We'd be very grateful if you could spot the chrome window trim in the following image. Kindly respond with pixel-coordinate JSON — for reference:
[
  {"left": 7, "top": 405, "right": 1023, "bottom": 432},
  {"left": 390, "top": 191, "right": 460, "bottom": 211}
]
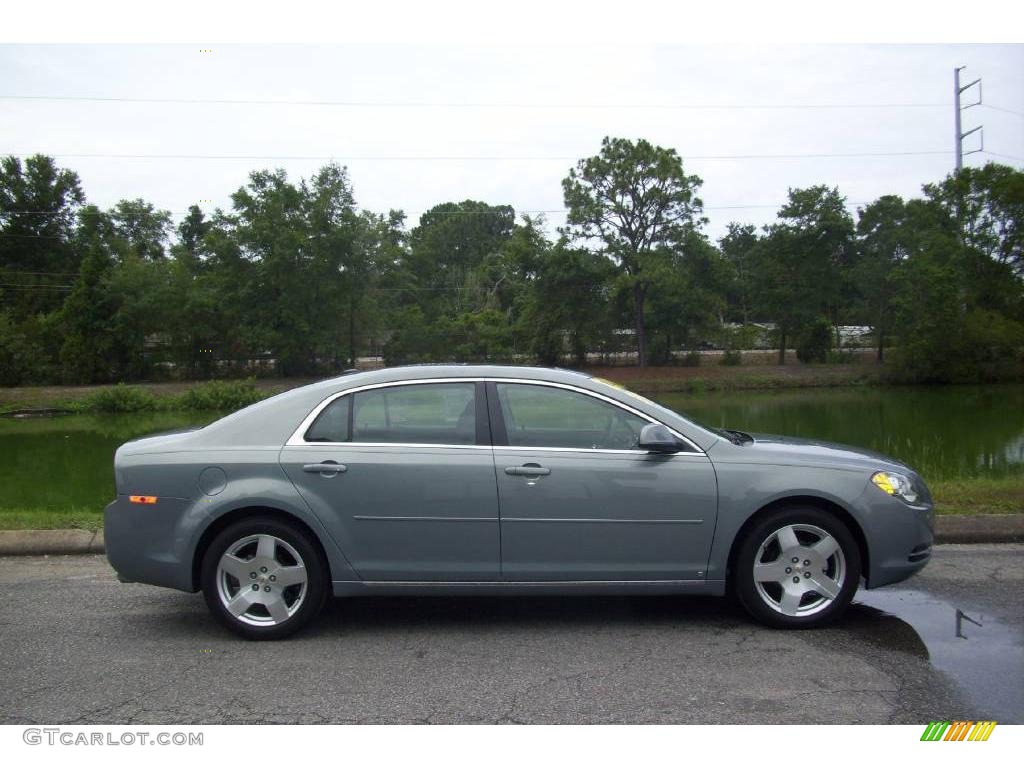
[{"left": 284, "top": 377, "right": 705, "bottom": 455}]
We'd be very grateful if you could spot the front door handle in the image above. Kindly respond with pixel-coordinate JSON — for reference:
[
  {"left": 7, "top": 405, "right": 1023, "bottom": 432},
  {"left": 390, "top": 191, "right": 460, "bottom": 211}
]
[
  {"left": 504, "top": 465, "right": 551, "bottom": 477},
  {"left": 303, "top": 462, "right": 348, "bottom": 476}
]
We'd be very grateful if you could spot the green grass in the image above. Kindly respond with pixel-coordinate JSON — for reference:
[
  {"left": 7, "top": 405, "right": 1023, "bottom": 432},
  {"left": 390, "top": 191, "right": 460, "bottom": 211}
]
[
  {"left": 930, "top": 476, "right": 1024, "bottom": 516},
  {"left": 0, "top": 379, "right": 272, "bottom": 415},
  {"left": 625, "top": 370, "right": 883, "bottom": 394},
  {"left": 0, "top": 507, "right": 104, "bottom": 531},
  {"left": 1, "top": 476, "right": 1019, "bottom": 532}
]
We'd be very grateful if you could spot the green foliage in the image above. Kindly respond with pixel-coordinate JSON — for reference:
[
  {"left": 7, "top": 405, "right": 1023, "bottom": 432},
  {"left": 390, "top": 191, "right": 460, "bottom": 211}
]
[
  {"left": 849, "top": 194, "right": 912, "bottom": 361},
  {"left": 562, "top": 137, "right": 706, "bottom": 366},
  {"left": 175, "top": 379, "right": 264, "bottom": 411},
  {"left": 520, "top": 241, "right": 613, "bottom": 365},
  {"left": 825, "top": 349, "right": 856, "bottom": 364},
  {"left": 681, "top": 350, "right": 702, "bottom": 367},
  {"left": 0, "top": 311, "right": 52, "bottom": 385},
  {"left": 719, "top": 223, "right": 759, "bottom": 324},
  {"left": 1, "top": 152, "right": 1021, "bottom": 389},
  {"left": 751, "top": 186, "right": 855, "bottom": 363},
  {"left": 924, "top": 163, "right": 1024, "bottom": 278},
  {"left": 382, "top": 306, "right": 447, "bottom": 365},
  {"left": 796, "top": 318, "right": 834, "bottom": 364},
  {"left": 74, "top": 380, "right": 269, "bottom": 414},
  {"left": 890, "top": 302, "right": 1024, "bottom": 383},
  {"left": 883, "top": 168, "right": 1024, "bottom": 383},
  {"left": 0, "top": 154, "right": 85, "bottom": 318},
  {"left": 83, "top": 384, "right": 160, "bottom": 413},
  {"left": 720, "top": 349, "right": 742, "bottom": 366}
]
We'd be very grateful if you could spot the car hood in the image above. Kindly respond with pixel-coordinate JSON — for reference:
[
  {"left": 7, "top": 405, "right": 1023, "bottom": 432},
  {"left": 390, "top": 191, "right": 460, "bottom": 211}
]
[{"left": 733, "top": 432, "right": 913, "bottom": 473}]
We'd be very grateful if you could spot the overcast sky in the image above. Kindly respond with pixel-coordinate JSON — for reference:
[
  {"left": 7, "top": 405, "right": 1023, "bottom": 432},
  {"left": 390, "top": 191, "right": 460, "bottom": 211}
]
[{"left": 1, "top": 44, "right": 1021, "bottom": 240}]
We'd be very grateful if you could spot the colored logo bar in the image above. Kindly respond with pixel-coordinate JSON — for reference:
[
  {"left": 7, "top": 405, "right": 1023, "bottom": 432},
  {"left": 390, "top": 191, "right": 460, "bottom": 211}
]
[{"left": 920, "top": 721, "right": 997, "bottom": 741}]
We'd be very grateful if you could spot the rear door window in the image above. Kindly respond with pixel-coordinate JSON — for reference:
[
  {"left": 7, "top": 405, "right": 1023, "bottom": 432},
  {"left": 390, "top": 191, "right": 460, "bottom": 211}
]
[{"left": 350, "top": 382, "right": 478, "bottom": 445}]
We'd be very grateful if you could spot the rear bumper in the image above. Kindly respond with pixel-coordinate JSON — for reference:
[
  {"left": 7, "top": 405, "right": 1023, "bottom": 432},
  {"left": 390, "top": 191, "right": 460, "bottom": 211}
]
[{"left": 104, "top": 495, "right": 196, "bottom": 592}]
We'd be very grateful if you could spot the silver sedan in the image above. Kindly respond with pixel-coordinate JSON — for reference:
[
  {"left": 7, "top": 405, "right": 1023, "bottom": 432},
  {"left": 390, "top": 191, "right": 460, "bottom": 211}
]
[{"left": 105, "top": 365, "right": 934, "bottom": 639}]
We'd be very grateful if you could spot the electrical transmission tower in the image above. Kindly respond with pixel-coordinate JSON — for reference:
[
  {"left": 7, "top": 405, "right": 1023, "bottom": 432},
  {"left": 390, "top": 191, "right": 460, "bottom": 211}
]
[{"left": 954, "top": 66, "right": 983, "bottom": 171}]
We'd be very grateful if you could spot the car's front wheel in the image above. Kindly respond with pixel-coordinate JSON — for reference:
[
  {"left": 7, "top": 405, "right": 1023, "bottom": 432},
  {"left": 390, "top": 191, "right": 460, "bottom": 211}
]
[
  {"left": 201, "top": 516, "right": 328, "bottom": 640},
  {"left": 733, "top": 506, "right": 861, "bottom": 629}
]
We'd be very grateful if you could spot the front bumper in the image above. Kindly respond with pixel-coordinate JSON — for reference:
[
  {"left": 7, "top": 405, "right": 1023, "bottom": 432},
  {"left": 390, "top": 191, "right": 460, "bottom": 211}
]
[{"left": 855, "top": 484, "right": 935, "bottom": 589}]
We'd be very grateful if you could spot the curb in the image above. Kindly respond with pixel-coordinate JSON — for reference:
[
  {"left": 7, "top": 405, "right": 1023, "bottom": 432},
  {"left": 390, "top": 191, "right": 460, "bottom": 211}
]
[
  {"left": 0, "top": 529, "right": 105, "bottom": 556},
  {"left": 0, "top": 515, "right": 1021, "bottom": 556},
  {"left": 934, "top": 514, "right": 1024, "bottom": 544}
]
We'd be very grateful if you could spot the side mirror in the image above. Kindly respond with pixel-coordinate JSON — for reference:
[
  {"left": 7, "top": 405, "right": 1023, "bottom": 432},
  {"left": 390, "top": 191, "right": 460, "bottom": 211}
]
[{"left": 638, "top": 423, "right": 683, "bottom": 453}]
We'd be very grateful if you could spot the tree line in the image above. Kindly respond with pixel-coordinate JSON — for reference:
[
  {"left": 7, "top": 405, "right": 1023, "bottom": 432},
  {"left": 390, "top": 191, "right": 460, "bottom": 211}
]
[{"left": 1, "top": 139, "right": 1022, "bottom": 386}]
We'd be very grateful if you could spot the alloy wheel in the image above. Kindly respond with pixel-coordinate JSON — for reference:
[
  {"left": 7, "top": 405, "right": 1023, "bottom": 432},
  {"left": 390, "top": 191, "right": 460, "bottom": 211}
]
[
  {"left": 752, "top": 523, "right": 846, "bottom": 617},
  {"left": 216, "top": 534, "right": 308, "bottom": 627}
]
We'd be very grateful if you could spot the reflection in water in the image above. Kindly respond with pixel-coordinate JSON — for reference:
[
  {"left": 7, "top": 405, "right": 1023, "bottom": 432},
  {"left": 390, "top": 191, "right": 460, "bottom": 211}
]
[
  {"left": 849, "top": 588, "right": 1024, "bottom": 722},
  {"left": 656, "top": 384, "right": 1024, "bottom": 480},
  {"left": 0, "top": 411, "right": 223, "bottom": 511}
]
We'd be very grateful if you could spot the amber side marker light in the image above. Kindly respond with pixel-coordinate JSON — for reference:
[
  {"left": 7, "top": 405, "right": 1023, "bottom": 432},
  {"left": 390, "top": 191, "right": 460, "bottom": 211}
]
[{"left": 129, "top": 495, "right": 158, "bottom": 505}]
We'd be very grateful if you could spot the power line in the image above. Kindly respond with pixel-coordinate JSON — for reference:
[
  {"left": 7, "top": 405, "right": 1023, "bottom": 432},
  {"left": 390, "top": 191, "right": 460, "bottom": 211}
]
[
  {"left": 0, "top": 202, "right": 865, "bottom": 217},
  {"left": 0, "top": 269, "right": 78, "bottom": 275},
  {"left": 0, "top": 283, "right": 74, "bottom": 290},
  {"left": 0, "top": 200, "right": 879, "bottom": 230},
  {"left": 0, "top": 150, "right": 950, "bottom": 163},
  {"left": 0, "top": 94, "right": 951, "bottom": 110},
  {"left": 984, "top": 150, "right": 1024, "bottom": 163},
  {"left": 981, "top": 103, "right": 1024, "bottom": 119}
]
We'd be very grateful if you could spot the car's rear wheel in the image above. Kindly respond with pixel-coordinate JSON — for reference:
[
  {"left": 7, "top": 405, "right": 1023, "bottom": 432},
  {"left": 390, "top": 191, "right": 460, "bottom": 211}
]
[
  {"left": 733, "top": 506, "right": 861, "bottom": 629},
  {"left": 201, "top": 516, "right": 328, "bottom": 640}
]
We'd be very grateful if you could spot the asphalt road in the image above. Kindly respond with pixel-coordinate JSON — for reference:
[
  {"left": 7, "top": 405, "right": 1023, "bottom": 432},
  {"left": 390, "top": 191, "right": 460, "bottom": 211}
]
[{"left": 1, "top": 544, "right": 1021, "bottom": 725}]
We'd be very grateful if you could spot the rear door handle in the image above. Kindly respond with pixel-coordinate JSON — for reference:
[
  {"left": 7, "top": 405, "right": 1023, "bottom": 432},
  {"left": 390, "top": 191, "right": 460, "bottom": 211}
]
[
  {"left": 303, "top": 462, "right": 348, "bottom": 476},
  {"left": 504, "top": 465, "right": 551, "bottom": 477}
]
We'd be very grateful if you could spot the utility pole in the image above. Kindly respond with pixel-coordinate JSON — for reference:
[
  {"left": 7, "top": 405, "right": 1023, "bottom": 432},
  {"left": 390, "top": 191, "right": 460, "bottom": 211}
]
[{"left": 954, "top": 66, "right": 983, "bottom": 171}]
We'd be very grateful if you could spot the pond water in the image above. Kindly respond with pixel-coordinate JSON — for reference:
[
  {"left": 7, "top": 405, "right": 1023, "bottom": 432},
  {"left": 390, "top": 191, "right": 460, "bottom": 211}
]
[
  {"left": 657, "top": 385, "right": 1024, "bottom": 481},
  {"left": 1, "top": 385, "right": 1021, "bottom": 513}
]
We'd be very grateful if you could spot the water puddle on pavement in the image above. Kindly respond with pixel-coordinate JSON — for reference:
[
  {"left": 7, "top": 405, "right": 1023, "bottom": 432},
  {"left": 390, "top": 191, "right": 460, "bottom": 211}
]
[{"left": 848, "top": 588, "right": 1024, "bottom": 722}]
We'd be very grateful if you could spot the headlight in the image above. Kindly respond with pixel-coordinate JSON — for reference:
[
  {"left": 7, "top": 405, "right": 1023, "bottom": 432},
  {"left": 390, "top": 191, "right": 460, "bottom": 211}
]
[{"left": 871, "top": 470, "right": 920, "bottom": 505}]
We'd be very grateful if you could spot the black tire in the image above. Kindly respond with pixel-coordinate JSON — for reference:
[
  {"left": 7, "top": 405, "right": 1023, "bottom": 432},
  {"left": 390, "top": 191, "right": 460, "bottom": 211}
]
[
  {"left": 201, "top": 515, "right": 328, "bottom": 640},
  {"left": 733, "top": 506, "right": 861, "bottom": 629}
]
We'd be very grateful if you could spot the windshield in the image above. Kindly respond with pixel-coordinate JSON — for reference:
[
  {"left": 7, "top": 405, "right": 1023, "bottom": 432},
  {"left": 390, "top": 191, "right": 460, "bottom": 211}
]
[
  {"left": 589, "top": 377, "right": 713, "bottom": 431},
  {"left": 589, "top": 376, "right": 751, "bottom": 445}
]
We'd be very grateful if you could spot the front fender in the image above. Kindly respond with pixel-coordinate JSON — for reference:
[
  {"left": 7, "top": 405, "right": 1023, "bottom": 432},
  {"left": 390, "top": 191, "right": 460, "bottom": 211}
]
[{"left": 705, "top": 461, "right": 869, "bottom": 582}]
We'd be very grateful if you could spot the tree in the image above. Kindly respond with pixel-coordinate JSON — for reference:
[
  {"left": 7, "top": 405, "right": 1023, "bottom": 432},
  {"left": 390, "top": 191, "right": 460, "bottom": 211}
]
[
  {"left": 924, "top": 163, "right": 1024, "bottom": 278},
  {"left": 752, "top": 186, "right": 855, "bottom": 363},
  {"left": 406, "top": 200, "right": 515, "bottom": 318},
  {"left": 852, "top": 195, "right": 913, "bottom": 361},
  {"left": 521, "top": 239, "right": 613, "bottom": 365},
  {"left": 719, "top": 223, "right": 759, "bottom": 325},
  {"left": 223, "top": 166, "right": 347, "bottom": 375},
  {"left": 645, "top": 232, "right": 731, "bottom": 362},
  {"left": 305, "top": 164, "right": 361, "bottom": 367},
  {"left": 176, "top": 205, "right": 211, "bottom": 266},
  {"left": 58, "top": 206, "right": 118, "bottom": 382},
  {"left": 562, "top": 137, "right": 705, "bottom": 366},
  {"left": 0, "top": 154, "right": 85, "bottom": 317},
  {"left": 108, "top": 199, "right": 173, "bottom": 261},
  {"left": 887, "top": 167, "right": 1024, "bottom": 382}
]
